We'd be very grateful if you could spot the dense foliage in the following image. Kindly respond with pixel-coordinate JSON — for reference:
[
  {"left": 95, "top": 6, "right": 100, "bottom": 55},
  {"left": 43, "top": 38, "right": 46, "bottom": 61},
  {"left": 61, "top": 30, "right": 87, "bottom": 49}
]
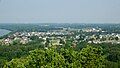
[
  {"left": 4, "top": 46, "right": 105, "bottom": 68},
  {"left": 0, "top": 39, "right": 44, "bottom": 67}
]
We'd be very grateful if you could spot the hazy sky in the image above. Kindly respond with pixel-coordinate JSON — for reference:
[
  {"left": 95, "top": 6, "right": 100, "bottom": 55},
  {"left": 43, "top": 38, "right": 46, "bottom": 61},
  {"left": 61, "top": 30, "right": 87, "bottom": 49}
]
[{"left": 0, "top": 0, "right": 120, "bottom": 23}]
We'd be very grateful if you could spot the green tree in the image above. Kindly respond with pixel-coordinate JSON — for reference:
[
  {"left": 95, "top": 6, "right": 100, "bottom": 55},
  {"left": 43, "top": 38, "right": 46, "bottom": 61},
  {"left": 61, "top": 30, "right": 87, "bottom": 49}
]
[
  {"left": 59, "top": 39, "right": 65, "bottom": 44},
  {"left": 115, "top": 37, "right": 119, "bottom": 41},
  {"left": 4, "top": 58, "right": 27, "bottom": 68},
  {"left": 30, "top": 36, "right": 39, "bottom": 40},
  {"left": 78, "top": 45, "right": 105, "bottom": 68},
  {"left": 4, "top": 46, "right": 105, "bottom": 68},
  {"left": 45, "top": 38, "right": 50, "bottom": 47},
  {"left": 12, "top": 39, "right": 20, "bottom": 45},
  {"left": 59, "top": 48, "right": 82, "bottom": 68},
  {"left": 4, "top": 48, "right": 65, "bottom": 68}
]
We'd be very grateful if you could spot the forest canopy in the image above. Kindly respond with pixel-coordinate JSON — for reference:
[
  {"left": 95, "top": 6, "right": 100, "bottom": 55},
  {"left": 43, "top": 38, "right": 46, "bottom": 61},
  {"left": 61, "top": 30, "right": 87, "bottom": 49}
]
[{"left": 4, "top": 46, "right": 105, "bottom": 68}]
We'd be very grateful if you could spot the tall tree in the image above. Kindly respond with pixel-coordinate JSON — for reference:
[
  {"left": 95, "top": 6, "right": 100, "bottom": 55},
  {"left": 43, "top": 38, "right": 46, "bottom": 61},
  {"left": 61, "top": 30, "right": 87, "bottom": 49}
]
[{"left": 78, "top": 45, "right": 105, "bottom": 68}]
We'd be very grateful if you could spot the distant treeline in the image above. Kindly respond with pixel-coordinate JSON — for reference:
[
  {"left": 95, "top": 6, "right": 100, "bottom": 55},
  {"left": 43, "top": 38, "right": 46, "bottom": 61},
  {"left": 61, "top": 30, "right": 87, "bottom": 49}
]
[{"left": 0, "top": 23, "right": 120, "bottom": 33}]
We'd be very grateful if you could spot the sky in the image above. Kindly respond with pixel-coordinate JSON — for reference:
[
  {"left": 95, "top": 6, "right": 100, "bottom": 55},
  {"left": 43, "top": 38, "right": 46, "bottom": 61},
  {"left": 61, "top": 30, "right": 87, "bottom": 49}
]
[{"left": 0, "top": 0, "right": 120, "bottom": 23}]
